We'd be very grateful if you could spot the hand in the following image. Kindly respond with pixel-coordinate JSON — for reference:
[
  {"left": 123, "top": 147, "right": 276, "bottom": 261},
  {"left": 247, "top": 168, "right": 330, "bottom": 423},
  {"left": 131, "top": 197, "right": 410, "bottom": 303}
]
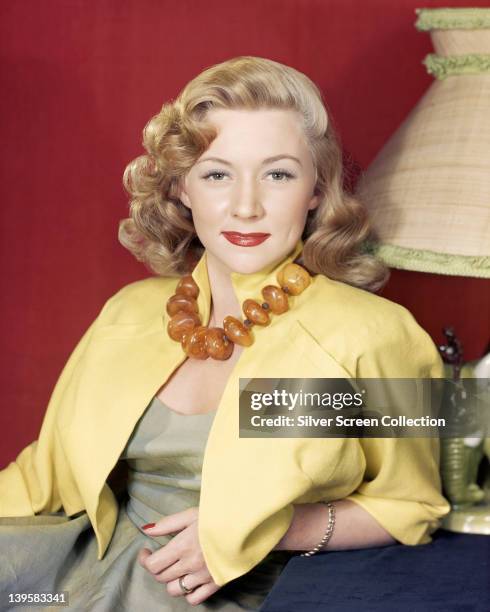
[{"left": 137, "top": 506, "right": 221, "bottom": 605}]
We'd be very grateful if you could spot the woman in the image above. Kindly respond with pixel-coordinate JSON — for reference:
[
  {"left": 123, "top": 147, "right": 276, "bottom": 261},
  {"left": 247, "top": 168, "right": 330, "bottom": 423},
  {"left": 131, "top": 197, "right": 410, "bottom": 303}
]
[{"left": 0, "top": 56, "right": 450, "bottom": 610}]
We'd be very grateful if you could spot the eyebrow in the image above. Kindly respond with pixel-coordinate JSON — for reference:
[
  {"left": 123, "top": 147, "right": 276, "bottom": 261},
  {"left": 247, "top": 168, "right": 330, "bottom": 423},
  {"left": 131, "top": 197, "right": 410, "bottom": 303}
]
[{"left": 196, "top": 155, "right": 303, "bottom": 167}]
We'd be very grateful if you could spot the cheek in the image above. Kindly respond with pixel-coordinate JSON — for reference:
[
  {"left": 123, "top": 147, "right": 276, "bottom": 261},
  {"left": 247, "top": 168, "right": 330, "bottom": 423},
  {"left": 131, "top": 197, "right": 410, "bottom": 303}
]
[
  {"left": 188, "top": 200, "right": 226, "bottom": 242},
  {"left": 266, "top": 185, "right": 313, "bottom": 217},
  {"left": 185, "top": 185, "right": 221, "bottom": 218}
]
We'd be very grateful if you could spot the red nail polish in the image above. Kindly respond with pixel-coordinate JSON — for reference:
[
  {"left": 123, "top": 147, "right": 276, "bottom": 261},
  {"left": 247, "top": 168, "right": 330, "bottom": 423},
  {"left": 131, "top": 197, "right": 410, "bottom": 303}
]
[{"left": 142, "top": 523, "right": 156, "bottom": 530}]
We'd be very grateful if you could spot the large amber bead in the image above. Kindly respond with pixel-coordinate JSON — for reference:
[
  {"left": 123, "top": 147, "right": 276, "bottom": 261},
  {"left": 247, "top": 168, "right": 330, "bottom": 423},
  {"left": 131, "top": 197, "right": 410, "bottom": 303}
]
[
  {"left": 167, "top": 311, "right": 200, "bottom": 342},
  {"left": 205, "top": 327, "right": 234, "bottom": 360},
  {"left": 243, "top": 299, "right": 270, "bottom": 325},
  {"left": 277, "top": 263, "right": 311, "bottom": 296},
  {"left": 262, "top": 285, "right": 289, "bottom": 314},
  {"left": 223, "top": 316, "right": 254, "bottom": 347},
  {"left": 166, "top": 294, "right": 199, "bottom": 316},
  {"left": 175, "top": 275, "right": 199, "bottom": 299},
  {"left": 182, "top": 326, "right": 208, "bottom": 359}
]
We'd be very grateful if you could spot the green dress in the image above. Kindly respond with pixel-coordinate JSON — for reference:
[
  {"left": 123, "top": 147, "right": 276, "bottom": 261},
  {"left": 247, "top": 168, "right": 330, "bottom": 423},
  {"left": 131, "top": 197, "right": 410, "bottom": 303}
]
[{"left": 0, "top": 396, "right": 293, "bottom": 611}]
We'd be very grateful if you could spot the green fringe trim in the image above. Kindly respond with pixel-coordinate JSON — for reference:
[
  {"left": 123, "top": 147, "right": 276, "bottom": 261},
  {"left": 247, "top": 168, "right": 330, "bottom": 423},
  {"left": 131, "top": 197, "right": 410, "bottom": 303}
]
[
  {"left": 415, "top": 7, "right": 490, "bottom": 31},
  {"left": 363, "top": 241, "right": 490, "bottom": 278},
  {"left": 422, "top": 53, "right": 490, "bottom": 79}
]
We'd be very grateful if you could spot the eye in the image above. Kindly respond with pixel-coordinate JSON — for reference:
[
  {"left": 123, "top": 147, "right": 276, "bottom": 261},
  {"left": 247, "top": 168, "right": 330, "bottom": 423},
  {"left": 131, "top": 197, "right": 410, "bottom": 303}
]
[
  {"left": 202, "top": 171, "right": 229, "bottom": 181},
  {"left": 267, "top": 169, "right": 296, "bottom": 181}
]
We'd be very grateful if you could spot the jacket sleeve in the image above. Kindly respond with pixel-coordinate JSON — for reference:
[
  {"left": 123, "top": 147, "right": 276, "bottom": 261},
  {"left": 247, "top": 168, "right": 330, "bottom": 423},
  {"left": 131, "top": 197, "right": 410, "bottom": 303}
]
[
  {"left": 0, "top": 315, "right": 101, "bottom": 517},
  {"left": 344, "top": 308, "right": 451, "bottom": 545}
]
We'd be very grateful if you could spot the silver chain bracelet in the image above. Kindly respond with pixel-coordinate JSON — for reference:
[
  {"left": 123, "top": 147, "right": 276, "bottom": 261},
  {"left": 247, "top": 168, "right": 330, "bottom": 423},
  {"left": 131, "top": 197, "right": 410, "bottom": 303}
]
[{"left": 300, "top": 501, "right": 336, "bottom": 557}]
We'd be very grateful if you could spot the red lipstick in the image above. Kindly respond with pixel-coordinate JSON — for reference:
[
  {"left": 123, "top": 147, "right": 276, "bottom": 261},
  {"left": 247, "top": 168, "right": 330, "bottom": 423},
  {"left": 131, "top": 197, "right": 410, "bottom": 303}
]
[{"left": 221, "top": 232, "right": 271, "bottom": 247}]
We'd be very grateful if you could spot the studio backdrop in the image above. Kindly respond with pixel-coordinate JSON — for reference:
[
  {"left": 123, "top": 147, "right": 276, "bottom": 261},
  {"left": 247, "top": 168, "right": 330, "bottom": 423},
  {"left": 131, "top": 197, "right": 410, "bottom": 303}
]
[{"left": 1, "top": 0, "right": 489, "bottom": 467}]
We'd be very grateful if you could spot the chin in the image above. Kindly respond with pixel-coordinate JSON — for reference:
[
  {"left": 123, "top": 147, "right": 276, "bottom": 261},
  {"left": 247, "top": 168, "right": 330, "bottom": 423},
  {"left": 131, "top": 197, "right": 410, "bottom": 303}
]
[
  {"left": 229, "top": 261, "right": 267, "bottom": 274},
  {"left": 221, "top": 251, "right": 280, "bottom": 275},
  {"left": 208, "top": 238, "right": 290, "bottom": 275}
]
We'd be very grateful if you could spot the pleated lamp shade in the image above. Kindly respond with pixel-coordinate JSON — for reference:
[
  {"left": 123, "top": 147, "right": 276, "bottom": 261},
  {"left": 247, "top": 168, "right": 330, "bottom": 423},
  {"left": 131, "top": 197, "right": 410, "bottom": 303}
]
[{"left": 356, "top": 7, "right": 490, "bottom": 278}]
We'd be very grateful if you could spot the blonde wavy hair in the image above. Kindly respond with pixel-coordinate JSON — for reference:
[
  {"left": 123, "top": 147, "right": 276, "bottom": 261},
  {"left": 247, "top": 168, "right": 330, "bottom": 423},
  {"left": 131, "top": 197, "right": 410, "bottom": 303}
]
[{"left": 119, "top": 56, "right": 389, "bottom": 292}]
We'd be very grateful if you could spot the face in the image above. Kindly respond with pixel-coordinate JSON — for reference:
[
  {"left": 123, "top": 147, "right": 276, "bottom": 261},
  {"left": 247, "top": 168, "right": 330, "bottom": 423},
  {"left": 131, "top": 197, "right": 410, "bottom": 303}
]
[{"left": 179, "top": 108, "right": 319, "bottom": 275}]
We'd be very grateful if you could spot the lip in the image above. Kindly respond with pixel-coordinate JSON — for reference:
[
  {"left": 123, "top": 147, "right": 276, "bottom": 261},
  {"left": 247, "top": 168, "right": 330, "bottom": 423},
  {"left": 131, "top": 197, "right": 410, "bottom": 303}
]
[{"left": 221, "top": 231, "right": 271, "bottom": 247}]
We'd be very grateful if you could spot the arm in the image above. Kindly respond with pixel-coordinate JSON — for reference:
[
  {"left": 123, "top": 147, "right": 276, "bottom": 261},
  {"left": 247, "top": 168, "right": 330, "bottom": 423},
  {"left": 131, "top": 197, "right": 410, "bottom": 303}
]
[
  {"left": 274, "top": 498, "right": 396, "bottom": 552},
  {"left": 339, "top": 311, "right": 451, "bottom": 547},
  {"left": 276, "top": 307, "right": 450, "bottom": 553}
]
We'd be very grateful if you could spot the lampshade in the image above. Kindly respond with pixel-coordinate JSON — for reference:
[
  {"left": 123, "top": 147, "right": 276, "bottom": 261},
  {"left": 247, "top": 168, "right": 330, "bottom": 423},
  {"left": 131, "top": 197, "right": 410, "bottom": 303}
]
[{"left": 356, "top": 7, "right": 490, "bottom": 278}]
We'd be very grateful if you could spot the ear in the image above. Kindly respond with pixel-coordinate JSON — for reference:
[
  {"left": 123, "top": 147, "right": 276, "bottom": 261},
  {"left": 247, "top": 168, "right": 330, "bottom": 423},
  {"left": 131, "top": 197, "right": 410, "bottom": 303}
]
[
  {"left": 176, "top": 178, "right": 192, "bottom": 210},
  {"left": 307, "top": 192, "right": 320, "bottom": 212}
]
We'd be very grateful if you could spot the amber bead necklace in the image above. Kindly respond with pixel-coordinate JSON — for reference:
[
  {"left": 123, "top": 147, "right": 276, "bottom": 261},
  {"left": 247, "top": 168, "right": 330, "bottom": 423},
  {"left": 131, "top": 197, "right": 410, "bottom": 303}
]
[{"left": 166, "top": 262, "right": 312, "bottom": 360}]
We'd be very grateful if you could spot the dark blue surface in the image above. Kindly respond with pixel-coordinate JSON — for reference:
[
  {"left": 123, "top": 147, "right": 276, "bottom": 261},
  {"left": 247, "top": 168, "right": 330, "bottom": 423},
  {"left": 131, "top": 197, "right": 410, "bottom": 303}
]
[{"left": 260, "top": 529, "right": 489, "bottom": 612}]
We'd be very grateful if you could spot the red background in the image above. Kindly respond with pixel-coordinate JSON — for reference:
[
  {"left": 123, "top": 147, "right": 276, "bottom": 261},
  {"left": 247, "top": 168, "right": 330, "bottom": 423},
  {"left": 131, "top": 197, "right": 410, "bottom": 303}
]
[{"left": 1, "top": 0, "right": 489, "bottom": 467}]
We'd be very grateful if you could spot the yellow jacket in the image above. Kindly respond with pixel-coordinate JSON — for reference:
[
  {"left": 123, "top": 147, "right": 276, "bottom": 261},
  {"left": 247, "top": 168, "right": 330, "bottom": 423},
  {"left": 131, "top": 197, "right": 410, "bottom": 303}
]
[{"left": 0, "top": 239, "right": 450, "bottom": 586}]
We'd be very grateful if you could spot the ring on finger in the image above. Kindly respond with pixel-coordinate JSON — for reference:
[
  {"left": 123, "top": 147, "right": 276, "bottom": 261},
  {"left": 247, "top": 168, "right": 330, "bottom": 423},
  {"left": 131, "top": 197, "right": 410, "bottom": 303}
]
[{"left": 179, "top": 574, "right": 195, "bottom": 594}]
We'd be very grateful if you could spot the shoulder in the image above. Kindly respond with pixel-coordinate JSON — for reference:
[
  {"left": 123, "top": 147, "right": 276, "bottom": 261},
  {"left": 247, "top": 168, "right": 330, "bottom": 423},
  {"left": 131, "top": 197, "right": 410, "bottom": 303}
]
[
  {"left": 297, "top": 274, "right": 442, "bottom": 376},
  {"left": 96, "top": 275, "right": 177, "bottom": 326},
  {"left": 303, "top": 273, "right": 423, "bottom": 343}
]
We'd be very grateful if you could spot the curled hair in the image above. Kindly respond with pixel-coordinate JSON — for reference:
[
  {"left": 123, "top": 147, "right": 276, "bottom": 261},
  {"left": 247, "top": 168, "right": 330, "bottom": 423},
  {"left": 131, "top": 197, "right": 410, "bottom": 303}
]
[{"left": 119, "top": 56, "right": 389, "bottom": 291}]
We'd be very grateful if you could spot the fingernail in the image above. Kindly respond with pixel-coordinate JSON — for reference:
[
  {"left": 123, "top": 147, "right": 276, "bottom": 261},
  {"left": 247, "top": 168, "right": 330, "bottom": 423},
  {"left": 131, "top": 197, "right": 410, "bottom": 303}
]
[{"left": 142, "top": 523, "right": 156, "bottom": 530}]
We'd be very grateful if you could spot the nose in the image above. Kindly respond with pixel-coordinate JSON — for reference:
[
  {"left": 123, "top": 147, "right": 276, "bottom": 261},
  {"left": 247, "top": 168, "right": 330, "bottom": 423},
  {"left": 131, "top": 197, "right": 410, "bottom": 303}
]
[{"left": 230, "top": 178, "right": 265, "bottom": 220}]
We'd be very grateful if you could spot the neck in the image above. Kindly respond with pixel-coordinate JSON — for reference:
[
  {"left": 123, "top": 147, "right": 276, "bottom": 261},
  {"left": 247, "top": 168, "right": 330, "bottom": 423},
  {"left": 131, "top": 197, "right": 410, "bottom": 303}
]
[{"left": 205, "top": 250, "right": 243, "bottom": 326}]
